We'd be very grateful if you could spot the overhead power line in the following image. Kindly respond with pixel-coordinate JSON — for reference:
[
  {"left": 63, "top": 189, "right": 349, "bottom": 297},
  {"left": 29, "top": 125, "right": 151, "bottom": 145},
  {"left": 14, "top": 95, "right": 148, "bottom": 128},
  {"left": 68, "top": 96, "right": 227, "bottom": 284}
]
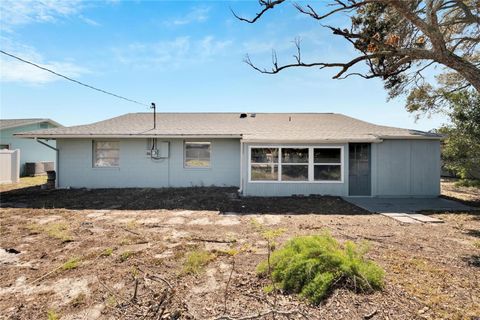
[{"left": 0, "top": 49, "right": 149, "bottom": 107}]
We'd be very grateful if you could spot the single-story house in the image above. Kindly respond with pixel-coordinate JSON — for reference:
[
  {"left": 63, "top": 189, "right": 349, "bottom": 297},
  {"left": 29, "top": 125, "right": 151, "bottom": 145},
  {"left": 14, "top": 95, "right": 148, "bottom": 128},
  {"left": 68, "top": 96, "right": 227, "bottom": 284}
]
[
  {"left": 15, "top": 113, "right": 442, "bottom": 197},
  {"left": 1, "top": 118, "right": 62, "bottom": 176}
]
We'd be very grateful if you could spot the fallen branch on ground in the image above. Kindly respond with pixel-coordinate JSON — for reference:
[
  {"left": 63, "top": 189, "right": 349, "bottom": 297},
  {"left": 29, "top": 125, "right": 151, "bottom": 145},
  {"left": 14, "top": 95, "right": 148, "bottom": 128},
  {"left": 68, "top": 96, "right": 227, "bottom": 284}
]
[
  {"left": 189, "top": 237, "right": 236, "bottom": 243},
  {"left": 213, "top": 308, "right": 309, "bottom": 320}
]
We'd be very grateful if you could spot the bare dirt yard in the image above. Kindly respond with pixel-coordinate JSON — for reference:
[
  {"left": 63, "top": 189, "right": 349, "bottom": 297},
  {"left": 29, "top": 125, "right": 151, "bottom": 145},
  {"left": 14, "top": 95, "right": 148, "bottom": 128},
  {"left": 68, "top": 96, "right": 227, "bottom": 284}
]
[
  {"left": 441, "top": 178, "right": 480, "bottom": 207},
  {"left": 0, "top": 179, "right": 479, "bottom": 320}
]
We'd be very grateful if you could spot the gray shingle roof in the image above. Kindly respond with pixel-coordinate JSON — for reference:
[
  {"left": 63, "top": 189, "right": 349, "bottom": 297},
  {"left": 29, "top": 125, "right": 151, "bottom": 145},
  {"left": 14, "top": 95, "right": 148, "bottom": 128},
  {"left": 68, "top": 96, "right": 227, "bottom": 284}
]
[
  {"left": 14, "top": 113, "right": 441, "bottom": 142},
  {"left": 1, "top": 118, "right": 62, "bottom": 130}
]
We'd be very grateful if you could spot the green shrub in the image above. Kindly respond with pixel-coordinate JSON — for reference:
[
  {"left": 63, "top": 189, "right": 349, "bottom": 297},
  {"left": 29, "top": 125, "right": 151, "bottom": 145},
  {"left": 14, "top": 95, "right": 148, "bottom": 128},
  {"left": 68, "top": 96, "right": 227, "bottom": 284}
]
[
  {"left": 455, "top": 179, "right": 480, "bottom": 188},
  {"left": 182, "top": 250, "right": 215, "bottom": 275},
  {"left": 257, "top": 233, "right": 384, "bottom": 304}
]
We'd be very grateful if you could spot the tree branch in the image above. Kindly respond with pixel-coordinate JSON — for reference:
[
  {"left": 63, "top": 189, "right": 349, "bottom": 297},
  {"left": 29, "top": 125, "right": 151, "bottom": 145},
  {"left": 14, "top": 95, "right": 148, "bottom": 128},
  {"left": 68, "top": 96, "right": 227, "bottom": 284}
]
[
  {"left": 293, "top": 1, "right": 373, "bottom": 20},
  {"left": 231, "top": 0, "right": 285, "bottom": 24}
]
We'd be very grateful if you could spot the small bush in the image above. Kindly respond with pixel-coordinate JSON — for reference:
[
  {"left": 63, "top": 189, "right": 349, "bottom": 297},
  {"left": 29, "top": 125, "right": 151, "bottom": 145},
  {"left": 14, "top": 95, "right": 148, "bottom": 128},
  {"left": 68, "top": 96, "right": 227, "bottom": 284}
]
[
  {"left": 62, "top": 257, "right": 80, "bottom": 270},
  {"left": 455, "top": 179, "right": 480, "bottom": 188},
  {"left": 182, "top": 250, "right": 215, "bottom": 275},
  {"left": 257, "top": 233, "right": 384, "bottom": 304}
]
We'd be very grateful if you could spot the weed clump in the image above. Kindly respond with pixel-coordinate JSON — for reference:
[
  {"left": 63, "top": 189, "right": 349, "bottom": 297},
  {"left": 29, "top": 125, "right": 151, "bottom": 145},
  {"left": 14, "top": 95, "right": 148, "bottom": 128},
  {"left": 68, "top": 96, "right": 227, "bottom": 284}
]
[
  {"left": 257, "top": 233, "right": 384, "bottom": 304},
  {"left": 182, "top": 250, "right": 215, "bottom": 275},
  {"left": 62, "top": 257, "right": 80, "bottom": 270},
  {"left": 101, "top": 248, "right": 114, "bottom": 257},
  {"left": 119, "top": 251, "right": 134, "bottom": 262},
  {"left": 47, "top": 309, "right": 59, "bottom": 320}
]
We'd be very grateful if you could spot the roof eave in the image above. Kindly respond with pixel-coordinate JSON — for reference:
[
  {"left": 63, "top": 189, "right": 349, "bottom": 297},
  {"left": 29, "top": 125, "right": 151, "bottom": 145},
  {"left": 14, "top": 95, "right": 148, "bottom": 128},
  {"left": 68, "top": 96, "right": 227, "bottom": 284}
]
[
  {"left": 240, "top": 138, "right": 383, "bottom": 143},
  {"left": 14, "top": 133, "right": 243, "bottom": 139},
  {"left": 1, "top": 119, "right": 63, "bottom": 130},
  {"left": 379, "top": 135, "right": 444, "bottom": 140}
]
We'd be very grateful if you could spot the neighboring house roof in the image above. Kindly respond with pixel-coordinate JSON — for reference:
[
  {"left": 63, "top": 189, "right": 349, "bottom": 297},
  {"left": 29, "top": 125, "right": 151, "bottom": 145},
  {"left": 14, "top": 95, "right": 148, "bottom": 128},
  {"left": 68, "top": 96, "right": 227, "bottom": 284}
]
[
  {"left": 0, "top": 118, "right": 62, "bottom": 130},
  {"left": 14, "top": 113, "right": 442, "bottom": 142}
]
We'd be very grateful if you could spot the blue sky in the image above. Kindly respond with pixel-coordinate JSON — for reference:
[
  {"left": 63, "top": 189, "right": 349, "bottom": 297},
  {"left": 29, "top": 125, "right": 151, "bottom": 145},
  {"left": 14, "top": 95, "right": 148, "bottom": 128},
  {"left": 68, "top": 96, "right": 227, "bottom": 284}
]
[{"left": 1, "top": 0, "right": 447, "bottom": 130}]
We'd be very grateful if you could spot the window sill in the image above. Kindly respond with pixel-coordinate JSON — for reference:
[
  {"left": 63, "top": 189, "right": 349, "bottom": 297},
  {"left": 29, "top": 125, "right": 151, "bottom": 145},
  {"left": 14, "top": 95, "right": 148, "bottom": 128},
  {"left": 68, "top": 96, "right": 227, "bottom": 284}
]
[
  {"left": 248, "top": 180, "right": 344, "bottom": 184},
  {"left": 184, "top": 167, "right": 212, "bottom": 170}
]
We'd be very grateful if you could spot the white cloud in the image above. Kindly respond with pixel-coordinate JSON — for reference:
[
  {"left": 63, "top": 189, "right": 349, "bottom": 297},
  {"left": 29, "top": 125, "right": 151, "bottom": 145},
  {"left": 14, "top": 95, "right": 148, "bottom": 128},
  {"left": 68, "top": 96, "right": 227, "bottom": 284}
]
[
  {"left": 0, "top": 39, "right": 89, "bottom": 84},
  {"left": 79, "top": 15, "right": 101, "bottom": 27},
  {"left": 167, "top": 6, "right": 210, "bottom": 26},
  {"left": 0, "top": 0, "right": 102, "bottom": 31},
  {"left": 112, "top": 35, "right": 233, "bottom": 69},
  {"left": 199, "top": 36, "right": 233, "bottom": 57},
  {"left": 0, "top": 0, "right": 81, "bottom": 29}
]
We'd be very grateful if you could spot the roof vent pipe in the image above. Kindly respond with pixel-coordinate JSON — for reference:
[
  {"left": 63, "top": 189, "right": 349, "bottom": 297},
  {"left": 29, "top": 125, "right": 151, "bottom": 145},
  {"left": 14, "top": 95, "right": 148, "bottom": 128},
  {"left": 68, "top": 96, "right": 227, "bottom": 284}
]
[
  {"left": 151, "top": 102, "right": 156, "bottom": 129},
  {"left": 240, "top": 113, "right": 247, "bottom": 118}
]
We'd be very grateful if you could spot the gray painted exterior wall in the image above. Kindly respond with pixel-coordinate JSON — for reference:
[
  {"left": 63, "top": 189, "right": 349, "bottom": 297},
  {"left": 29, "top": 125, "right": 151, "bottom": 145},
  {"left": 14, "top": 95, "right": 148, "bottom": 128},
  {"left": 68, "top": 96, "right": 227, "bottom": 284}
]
[
  {"left": 242, "top": 140, "right": 440, "bottom": 197},
  {"left": 55, "top": 138, "right": 440, "bottom": 197},
  {"left": 0, "top": 123, "right": 57, "bottom": 176},
  {"left": 371, "top": 140, "right": 441, "bottom": 197},
  {"left": 56, "top": 138, "right": 240, "bottom": 188}
]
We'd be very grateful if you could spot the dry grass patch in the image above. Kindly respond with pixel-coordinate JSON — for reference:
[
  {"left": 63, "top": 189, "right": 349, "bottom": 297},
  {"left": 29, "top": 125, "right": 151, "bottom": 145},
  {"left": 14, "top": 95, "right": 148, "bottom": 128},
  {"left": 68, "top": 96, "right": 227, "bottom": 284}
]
[
  {"left": 182, "top": 249, "right": 216, "bottom": 275},
  {"left": 387, "top": 253, "right": 477, "bottom": 319},
  {"left": 0, "top": 176, "right": 47, "bottom": 192},
  {"left": 27, "top": 221, "right": 73, "bottom": 242}
]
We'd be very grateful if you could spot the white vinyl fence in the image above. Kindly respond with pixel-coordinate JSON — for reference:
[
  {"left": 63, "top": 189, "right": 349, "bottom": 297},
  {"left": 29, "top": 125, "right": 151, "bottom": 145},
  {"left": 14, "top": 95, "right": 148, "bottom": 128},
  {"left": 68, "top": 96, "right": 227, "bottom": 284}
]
[{"left": 0, "top": 149, "right": 20, "bottom": 184}]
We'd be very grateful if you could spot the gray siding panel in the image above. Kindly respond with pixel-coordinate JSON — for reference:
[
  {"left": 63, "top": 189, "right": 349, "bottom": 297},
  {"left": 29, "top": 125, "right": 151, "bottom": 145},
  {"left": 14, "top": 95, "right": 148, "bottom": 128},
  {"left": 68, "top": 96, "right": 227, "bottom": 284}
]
[
  {"left": 57, "top": 138, "right": 240, "bottom": 188},
  {"left": 372, "top": 140, "right": 440, "bottom": 197}
]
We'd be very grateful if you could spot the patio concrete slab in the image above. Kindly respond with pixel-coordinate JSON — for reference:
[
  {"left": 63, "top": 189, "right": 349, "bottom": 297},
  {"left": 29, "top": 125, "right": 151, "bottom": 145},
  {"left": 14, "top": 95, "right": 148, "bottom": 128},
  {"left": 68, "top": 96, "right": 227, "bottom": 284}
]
[
  {"left": 343, "top": 197, "right": 472, "bottom": 214},
  {"left": 343, "top": 197, "right": 472, "bottom": 224},
  {"left": 381, "top": 214, "right": 422, "bottom": 224},
  {"left": 408, "top": 213, "right": 444, "bottom": 223}
]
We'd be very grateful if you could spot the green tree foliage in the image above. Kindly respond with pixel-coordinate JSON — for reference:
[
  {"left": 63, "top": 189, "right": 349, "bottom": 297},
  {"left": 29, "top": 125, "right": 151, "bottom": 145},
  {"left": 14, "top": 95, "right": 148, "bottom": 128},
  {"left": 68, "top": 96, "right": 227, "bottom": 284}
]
[
  {"left": 438, "top": 90, "right": 480, "bottom": 180},
  {"left": 257, "top": 234, "right": 384, "bottom": 304}
]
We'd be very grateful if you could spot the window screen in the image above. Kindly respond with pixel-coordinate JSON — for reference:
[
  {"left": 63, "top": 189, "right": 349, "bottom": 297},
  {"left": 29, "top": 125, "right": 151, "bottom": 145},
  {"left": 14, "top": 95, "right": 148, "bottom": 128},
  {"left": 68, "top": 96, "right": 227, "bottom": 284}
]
[
  {"left": 185, "top": 142, "right": 211, "bottom": 168},
  {"left": 93, "top": 141, "right": 119, "bottom": 167}
]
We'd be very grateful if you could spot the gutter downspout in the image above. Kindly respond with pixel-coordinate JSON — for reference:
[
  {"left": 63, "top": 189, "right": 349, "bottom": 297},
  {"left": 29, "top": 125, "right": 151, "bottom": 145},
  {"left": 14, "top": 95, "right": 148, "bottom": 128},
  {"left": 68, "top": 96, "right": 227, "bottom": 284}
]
[
  {"left": 35, "top": 138, "right": 59, "bottom": 188},
  {"left": 238, "top": 138, "right": 243, "bottom": 195}
]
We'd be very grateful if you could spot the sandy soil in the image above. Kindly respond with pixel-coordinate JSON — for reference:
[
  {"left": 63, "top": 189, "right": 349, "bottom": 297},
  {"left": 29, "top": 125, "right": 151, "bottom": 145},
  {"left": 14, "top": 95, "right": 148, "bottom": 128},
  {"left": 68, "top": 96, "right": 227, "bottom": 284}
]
[{"left": 1, "top": 186, "right": 479, "bottom": 320}]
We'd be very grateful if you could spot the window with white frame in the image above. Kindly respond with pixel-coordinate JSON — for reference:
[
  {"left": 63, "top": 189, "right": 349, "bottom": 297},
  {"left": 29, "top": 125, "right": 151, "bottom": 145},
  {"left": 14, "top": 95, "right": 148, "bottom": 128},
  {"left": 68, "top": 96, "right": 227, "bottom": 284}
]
[
  {"left": 249, "top": 147, "right": 343, "bottom": 182},
  {"left": 313, "top": 148, "right": 342, "bottom": 181},
  {"left": 281, "top": 148, "right": 309, "bottom": 181},
  {"left": 250, "top": 148, "right": 278, "bottom": 180},
  {"left": 93, "top": 141, "right": 119, "bottom": 167},
  {"left": 184, "top": 142, "right": 211, "bottom": 168}
]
